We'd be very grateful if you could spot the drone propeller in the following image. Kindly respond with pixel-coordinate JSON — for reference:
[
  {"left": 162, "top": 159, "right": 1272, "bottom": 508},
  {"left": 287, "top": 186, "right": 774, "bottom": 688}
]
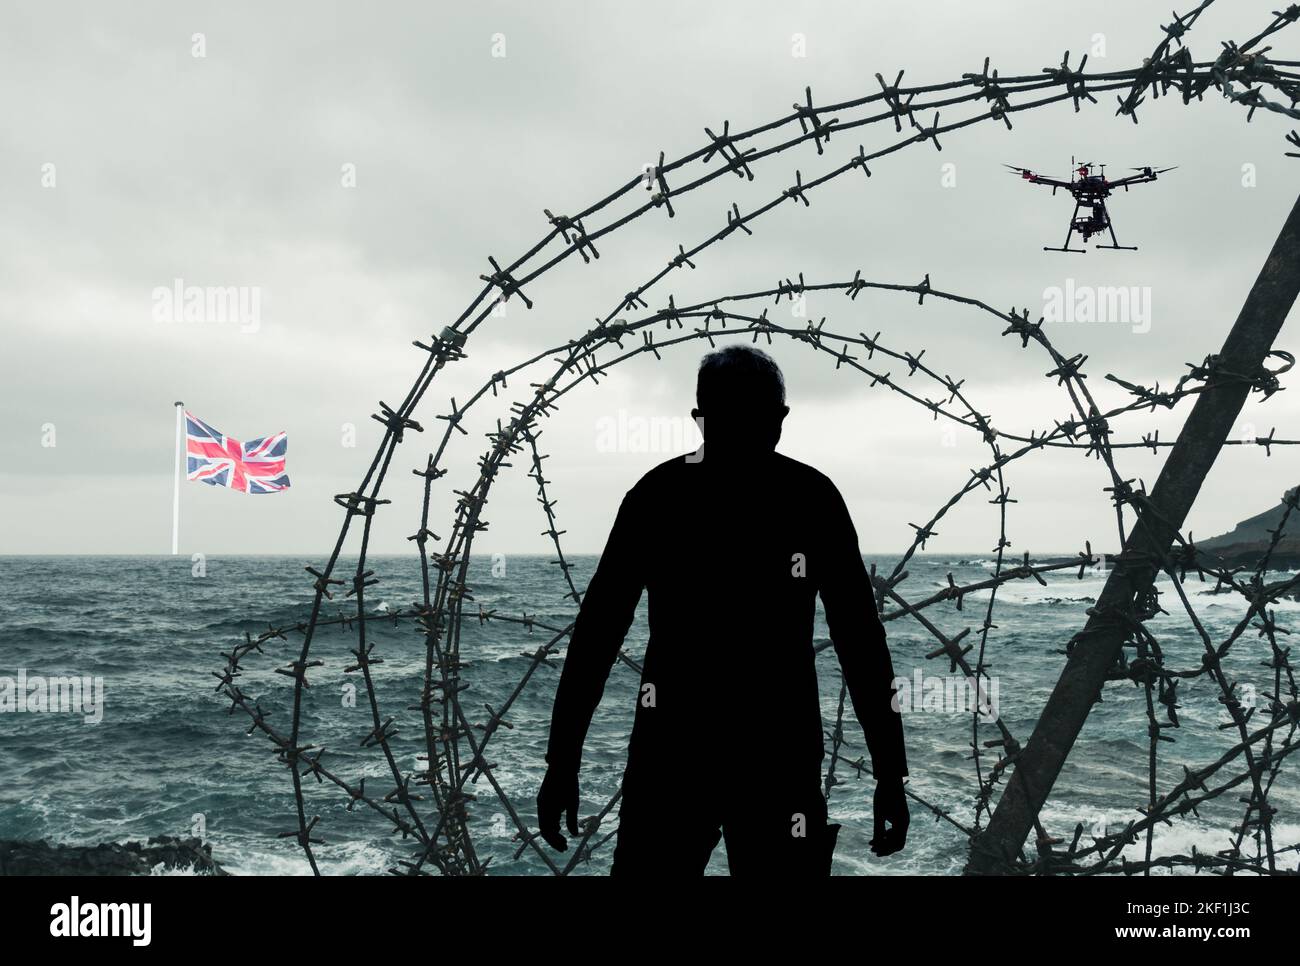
[{"left": 1131, "top": 165, "right": 1178, "bottom": 175}]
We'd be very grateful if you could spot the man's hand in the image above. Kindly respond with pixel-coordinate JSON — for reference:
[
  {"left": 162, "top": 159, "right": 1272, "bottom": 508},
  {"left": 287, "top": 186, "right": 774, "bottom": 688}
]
[
  {"left": 537, "top": 767, "right": 580, "bottom": 852},
  {"left": 870, "top": 776, "right": 909, "bottom": 857}
]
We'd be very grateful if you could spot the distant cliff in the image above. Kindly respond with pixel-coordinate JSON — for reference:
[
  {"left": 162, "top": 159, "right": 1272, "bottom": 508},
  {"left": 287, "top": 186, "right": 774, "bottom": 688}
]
[{"left": 1194, "top": 485, "right": 1300, "bottom": 568}]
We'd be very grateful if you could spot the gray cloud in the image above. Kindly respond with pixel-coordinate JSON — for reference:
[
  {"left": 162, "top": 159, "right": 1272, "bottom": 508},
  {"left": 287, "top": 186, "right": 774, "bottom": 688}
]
[{"left": 3, "top": 0, "right": 1299, "bottom": 558}]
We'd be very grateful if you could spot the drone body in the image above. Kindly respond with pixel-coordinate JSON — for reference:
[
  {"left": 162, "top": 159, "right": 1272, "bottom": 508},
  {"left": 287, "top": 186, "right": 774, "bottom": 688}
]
[{"left": 1006, "top": 159, "right": 1175, "bottom": 252}]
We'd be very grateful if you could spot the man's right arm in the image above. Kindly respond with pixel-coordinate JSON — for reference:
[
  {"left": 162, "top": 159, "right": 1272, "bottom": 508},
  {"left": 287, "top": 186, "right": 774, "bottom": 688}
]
[{"left": 544, "top": 483, "right": 647, "bottom": 775}]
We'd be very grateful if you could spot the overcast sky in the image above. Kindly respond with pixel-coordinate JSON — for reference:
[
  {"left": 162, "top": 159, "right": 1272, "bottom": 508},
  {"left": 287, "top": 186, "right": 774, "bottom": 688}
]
[{"left": 3, "top": 0, "right": 1300, "bottom": 557}]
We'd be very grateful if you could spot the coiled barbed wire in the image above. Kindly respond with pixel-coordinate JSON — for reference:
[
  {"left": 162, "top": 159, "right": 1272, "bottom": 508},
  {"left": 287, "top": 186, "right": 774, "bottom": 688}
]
[{"left": 212, "top": 1, "right": 1300, "bottom": 875}]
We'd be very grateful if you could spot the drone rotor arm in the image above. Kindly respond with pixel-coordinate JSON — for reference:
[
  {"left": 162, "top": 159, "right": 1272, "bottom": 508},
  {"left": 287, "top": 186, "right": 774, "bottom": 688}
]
[
  {"left": 1031, "top": 175, "right": 1073, "bottom": 190},
  {"left": 1108, "top": 173, "right": 1155, "bottom": 189}
]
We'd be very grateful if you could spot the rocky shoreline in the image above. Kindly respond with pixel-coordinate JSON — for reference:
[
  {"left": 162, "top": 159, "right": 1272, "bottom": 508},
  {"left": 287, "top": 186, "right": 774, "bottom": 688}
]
[
  {"left": 1192, "top": 543, "right": 1300, "bottom": 570},
  {"left": 1045, "top": 543, "right": 1300, "bottom": 572},
  {"left": 0, "top": 835, "right": 226, "bottom": 876}
]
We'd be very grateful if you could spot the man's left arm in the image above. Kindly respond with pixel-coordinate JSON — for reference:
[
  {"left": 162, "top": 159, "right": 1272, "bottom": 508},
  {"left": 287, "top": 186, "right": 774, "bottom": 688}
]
[
  {"left": 819, "top": 482, "right": 908, "bottom": 780},
  {"left": 817, "top": 478, "right": 910, "bottom": 855}
]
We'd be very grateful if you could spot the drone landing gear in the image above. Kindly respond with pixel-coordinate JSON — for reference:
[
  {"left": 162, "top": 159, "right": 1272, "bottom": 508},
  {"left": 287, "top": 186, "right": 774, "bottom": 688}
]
[
  {"left": 1045, "top": 202, "right": 1088, "bottom": 253},
  {"left": 1094, "top": 211, "right": 1137, "bottom": 251}
]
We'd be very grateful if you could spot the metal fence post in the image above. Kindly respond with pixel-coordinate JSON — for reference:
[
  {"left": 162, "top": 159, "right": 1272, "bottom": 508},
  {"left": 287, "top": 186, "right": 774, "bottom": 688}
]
[{"left": 966, "top": 190, "right": 1300, "bottom": 874}]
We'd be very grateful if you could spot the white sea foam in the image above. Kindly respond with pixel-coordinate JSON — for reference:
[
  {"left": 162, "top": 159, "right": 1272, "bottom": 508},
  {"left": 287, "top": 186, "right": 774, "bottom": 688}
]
[{"left": 1036, "top": 804, "right": 1300, "bottom": 873}]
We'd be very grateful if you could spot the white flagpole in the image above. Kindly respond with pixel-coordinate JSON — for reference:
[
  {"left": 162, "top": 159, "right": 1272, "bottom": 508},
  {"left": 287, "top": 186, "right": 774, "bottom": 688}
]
[{"left": 172, "top": 401, "right": 184, "bottom": 555}]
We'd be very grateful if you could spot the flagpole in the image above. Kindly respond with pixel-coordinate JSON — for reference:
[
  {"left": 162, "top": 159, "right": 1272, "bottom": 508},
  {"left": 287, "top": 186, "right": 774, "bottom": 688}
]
[{"left": 172, "top": 401, "right": 184, "bottom": 555}]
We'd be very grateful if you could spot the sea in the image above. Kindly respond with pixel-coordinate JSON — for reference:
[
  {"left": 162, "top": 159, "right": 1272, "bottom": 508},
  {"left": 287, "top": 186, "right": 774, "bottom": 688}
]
[{"left": 1, "top": 554, "right": 1296, "bottom": 876}]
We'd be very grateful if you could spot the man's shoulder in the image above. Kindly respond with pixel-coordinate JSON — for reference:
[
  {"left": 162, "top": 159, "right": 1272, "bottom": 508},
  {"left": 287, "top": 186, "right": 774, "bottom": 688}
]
[
  {"left": 646, "top": 453, "right": 695, "bottom": 476},
  {"left": 772, "top": 452, "right": 841, "bottom": 494},
  {"left": 625, "top": 451, "right": 843, "bottom": 497},
  {"left": 628, "top": 453, "right": 696, "bottom": 493}
]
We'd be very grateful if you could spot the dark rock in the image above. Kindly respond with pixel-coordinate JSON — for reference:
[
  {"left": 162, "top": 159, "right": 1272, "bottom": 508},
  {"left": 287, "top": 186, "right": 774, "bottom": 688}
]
[
  {"left": 1197, "top": 485, "right": 1300, "bottom": 551},
  {"left": 0, "top": 835, "right": 227, "bottom": 876},
  {"left": 1043, "top": 486, "right": 1300, "bottom": 572},
  {"left": 1189, "top": 485, "right": 1300, "bottom": 568},
  {"left": 1192, "top": 537, "right": 1300, "bottom": 570}
]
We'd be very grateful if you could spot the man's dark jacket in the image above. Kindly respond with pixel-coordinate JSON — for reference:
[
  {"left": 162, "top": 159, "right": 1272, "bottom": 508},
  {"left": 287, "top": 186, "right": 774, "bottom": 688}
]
[{"left": 545, "top": 449, "right": 908, "bottom": 799}]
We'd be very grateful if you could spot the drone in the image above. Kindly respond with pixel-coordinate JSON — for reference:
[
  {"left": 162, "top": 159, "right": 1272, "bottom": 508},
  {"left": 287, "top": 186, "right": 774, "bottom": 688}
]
[{"left": 1005, "top": 158, "right": 1175, "bottom": 253}]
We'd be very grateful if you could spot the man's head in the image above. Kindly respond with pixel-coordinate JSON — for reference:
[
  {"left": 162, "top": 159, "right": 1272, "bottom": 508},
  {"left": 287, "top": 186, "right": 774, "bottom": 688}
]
[{"left": 691, "top": 344, "right": 789, "bottom": 456}]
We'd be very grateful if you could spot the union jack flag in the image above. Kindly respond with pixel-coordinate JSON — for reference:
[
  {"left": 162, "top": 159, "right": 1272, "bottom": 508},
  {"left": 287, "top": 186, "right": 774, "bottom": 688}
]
[{"left": 185, "top": 411, "right": 290, "bottom": 494}]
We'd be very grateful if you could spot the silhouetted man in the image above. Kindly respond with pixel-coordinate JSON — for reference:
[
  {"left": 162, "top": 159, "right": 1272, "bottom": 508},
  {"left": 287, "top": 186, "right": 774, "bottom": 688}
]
[{"left": 537, "top": 344, "right": 908, "bottom": 875}]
